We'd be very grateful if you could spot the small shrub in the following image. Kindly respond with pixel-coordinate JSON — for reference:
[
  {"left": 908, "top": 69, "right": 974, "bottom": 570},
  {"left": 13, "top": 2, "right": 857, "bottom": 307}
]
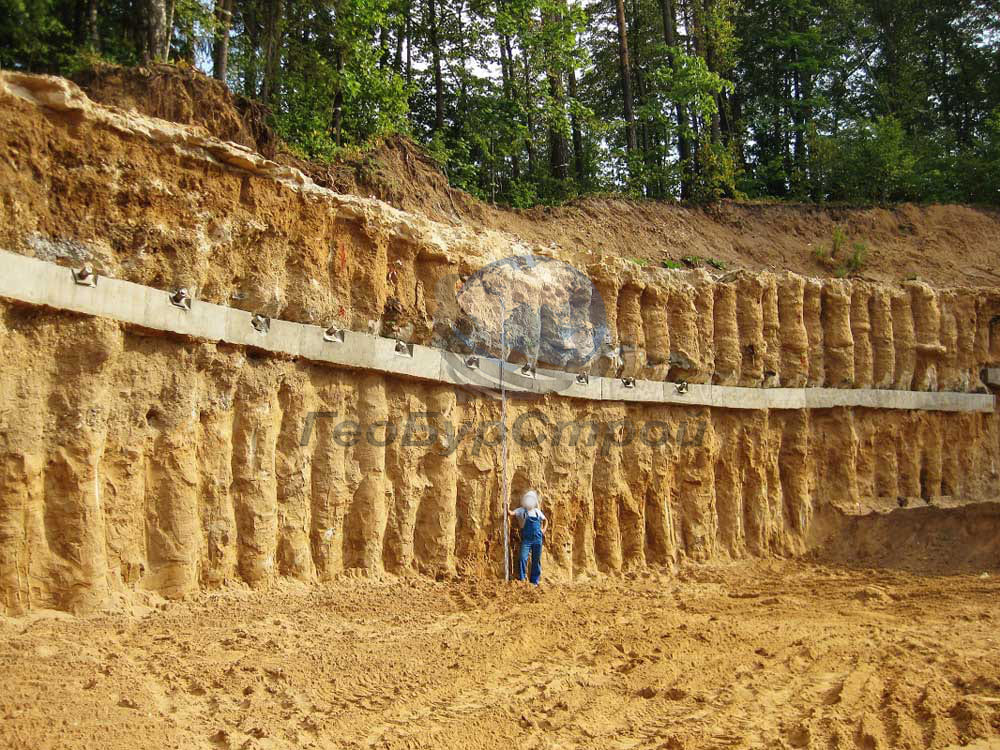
[
  {"left": 831, "top": 226, "right": 846, "bottom": 256},
  {"left": 835, "top": 242, "right": 867, "bottom": 277},
  {"left": 813, "top": 227, "right": 868, "bottom": 276}
]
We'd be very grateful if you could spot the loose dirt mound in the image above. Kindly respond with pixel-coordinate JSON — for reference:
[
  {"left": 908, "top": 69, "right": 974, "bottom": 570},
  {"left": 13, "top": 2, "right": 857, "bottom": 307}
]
[
  {"left": 286, "top": 134, "right": 486, "bottom": 225},
  {"left": 490, "top": 199, "right": 1000, "bottom": 288},
  {"left": 810, "top": 502, "right": 1000, "bottom": 574},
  {"left": 73, "top": 63, "right": 277, "bottom": 158},
  {"left": 73, "top": 63, "right": 1000, "bottom": 287},
  {"left": 1, "top": 562, "right": 997, "bottom": 749}
]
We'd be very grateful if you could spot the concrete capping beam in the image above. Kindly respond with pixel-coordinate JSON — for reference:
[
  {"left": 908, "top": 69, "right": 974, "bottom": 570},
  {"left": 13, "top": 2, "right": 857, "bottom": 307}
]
[
  {"left": 372, "top": 337, "right": 443, "bottom": 381},
  {"left": 604, "top": 377, "right": 662, "bottom": 403},
  {"left": 0, "top": 249, "right": 994, "bottom": 414},
  {"left": 661, "top": 382, "right": 714, "bottom": 407},
  {"left": 542, "top": 369, "right": 601, "bottom": 401},
  {"left": 711, "top": 386, "right": 806, "bottom": 410}
]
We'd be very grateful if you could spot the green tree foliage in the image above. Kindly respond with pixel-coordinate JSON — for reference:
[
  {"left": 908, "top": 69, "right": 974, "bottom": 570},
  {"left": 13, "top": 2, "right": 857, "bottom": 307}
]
[{"left": 1, "top": 0, "right": 998, "bottom": 206}]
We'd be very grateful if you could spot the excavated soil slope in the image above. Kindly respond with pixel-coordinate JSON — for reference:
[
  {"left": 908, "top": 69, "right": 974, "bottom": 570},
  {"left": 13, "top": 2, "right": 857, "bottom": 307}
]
[
  {"left": 73, "top": 65, "right": 1000, "bottom": 288},
  {"left": 1, "top": 66, "right": 1000, "bottom": 750},
  {"left": 0, "top": 71, "right": 998, "bottom": 619}
]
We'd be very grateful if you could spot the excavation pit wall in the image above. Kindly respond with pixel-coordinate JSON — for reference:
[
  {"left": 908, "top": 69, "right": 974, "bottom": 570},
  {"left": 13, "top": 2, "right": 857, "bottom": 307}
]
[
  {"left": 3, "top": 71, "right": 1000, "bottom": 391},
  {"left": 0, "top": 288, "right": 998, "bottom": 616},
  {"left": 1, "top": 72, "right": 1000, "bottom": 615}
]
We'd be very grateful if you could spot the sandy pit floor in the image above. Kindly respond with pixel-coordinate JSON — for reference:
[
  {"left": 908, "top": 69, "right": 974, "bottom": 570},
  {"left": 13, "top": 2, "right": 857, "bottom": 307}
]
[{"left": 1, "top": 561, "right": 998, "bottom": 750}]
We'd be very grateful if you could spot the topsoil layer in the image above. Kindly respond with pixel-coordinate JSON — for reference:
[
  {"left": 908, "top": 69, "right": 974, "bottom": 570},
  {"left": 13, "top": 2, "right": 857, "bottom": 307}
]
[{"left": 74, "top": 64, "right": 1000, "bottom": 289}]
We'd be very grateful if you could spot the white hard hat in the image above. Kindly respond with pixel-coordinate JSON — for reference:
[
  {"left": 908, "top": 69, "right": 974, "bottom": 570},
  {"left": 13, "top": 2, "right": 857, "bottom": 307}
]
[{"left": 521, "top": 490, "right": 539, "bottom": 509}]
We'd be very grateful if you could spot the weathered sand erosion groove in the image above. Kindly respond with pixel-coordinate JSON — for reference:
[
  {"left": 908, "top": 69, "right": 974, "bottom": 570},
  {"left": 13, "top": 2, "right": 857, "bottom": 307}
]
[{"left": 0, "top": 72, "right": 999, "bottom": 616}]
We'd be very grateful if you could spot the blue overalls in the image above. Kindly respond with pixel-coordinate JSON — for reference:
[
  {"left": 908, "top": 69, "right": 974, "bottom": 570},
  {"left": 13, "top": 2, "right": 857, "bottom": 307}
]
[{"left": 518, "top": 511, "right": 544, "bottom": 585}]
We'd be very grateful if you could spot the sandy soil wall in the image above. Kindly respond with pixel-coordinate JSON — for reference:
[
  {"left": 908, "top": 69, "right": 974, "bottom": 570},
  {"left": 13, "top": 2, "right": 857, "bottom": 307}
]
[
  {"left": 1, "top": 72, "right": 999, "bottom": 615},
  {"left": 2, "top": 74, "right": 999, "bottom": 392},
  {"left": 1, "top": 302, "right": 999, "bottom": 615}
]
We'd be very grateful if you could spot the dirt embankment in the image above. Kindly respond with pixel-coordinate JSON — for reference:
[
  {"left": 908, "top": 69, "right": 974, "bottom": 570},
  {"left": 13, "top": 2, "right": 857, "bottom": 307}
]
[
  {"left": 1, "top": 63, "right": 999, "bottom": 750},
  {"left": 73, "top": 63, "right": 278, "bottom": 158},
  {"left": 4, "top": 297, "right": 999, "bottom": 615},
  {"left": 1, "top": 70, "right": 999, "bottom": 618},
  {"left": 73, "top": 64, "right": 1000, "bottom": 289},
  {"left": 810, "top": 501, "right": 1000, "bottom": 574}
]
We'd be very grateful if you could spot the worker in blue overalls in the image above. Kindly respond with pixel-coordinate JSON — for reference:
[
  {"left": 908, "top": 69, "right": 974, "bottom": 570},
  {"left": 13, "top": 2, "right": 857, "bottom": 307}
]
[{"left": 508, "top": 490, "right": 548, "bottom": 584}]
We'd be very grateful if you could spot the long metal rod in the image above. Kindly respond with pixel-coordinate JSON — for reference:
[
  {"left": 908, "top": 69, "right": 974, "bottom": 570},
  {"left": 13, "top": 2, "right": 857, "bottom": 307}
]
[{"left": 500, "top": 291, "right": 510, "bottom": 582}]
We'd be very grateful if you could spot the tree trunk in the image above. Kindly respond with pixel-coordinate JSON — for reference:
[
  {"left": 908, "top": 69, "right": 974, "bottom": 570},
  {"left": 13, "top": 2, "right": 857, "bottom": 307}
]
[
  {"left": 542, "top": 5, "right": 569, "bottom": 184},
  {"left": 500, "top": 32, "right": 520, "bottom": 180},
  {"left": 693, "top": 0, "right": 721, "bottom": 144},
  {"left": 614, "top": 0, "right": 637, "bottom": 154},
  {"left": 659, "top": 0, "right": 691, "bottom": 198},
  {"left": 379, "top": 24, "right": 390, "bottom": 69},
  {"left": 261, "top": 0, "right": 284, "bottom": 104},
  {"left": 455, "top": 1, "right": 470, "bottom": 134},
  {"left": 523, "top": 48, "right": 536, "bottom": 175},
  {"left": 428, "top": 0, "right": 445, "bottom": 131},
  {"left": 394, "top": 0, "right": 408, "bottom": 73},
  {"left": 547, "top": 70, "right": 569, "bottom": 182},
  {"left": 635, "top": 66, "right": 652, "bottom": 195},
  {"left": 792, "top": 68, "right": 805, "bottom": 170},
  {"left": 332, "top": 47, "right": 344, "bottom": 146},
  {"left": 145, "top": 0, "right": 169, "bottom": 62},
  {"left": 405, "top": 5, "right": 412, "bottom": 85},
  {"left": 212, "top": 0, "right": 234, "bottom": 82},
  {"left": 165, "top": 0, "right": 176, "bottom": 58},
  {"left": 86, "top": 0, "right": 99, "bottom": 50},
  {"left": 568, "top": 66, "right": 585, "bottom": 183}
]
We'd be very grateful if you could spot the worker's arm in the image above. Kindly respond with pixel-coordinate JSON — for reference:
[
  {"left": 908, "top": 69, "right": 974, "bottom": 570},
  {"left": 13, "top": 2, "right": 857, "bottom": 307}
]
[{"left": 542, "top": 517, "right": 549, "bottom": 535}]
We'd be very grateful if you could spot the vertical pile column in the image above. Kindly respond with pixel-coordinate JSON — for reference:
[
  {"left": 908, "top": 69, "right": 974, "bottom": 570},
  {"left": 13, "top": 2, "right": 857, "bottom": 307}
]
[
  {"left": 869, "top": 286, "right": 896, "bottom": 388},
  {"left": 0, "top": 310, "right": 50, "bottom": 614},
  {"left": 713, "top": 280, "right": 740, "bottom": 385},
  {"left": 591, "top": 405, "right": 628, "bottom": 573},
  {"left": 667, "top": 278, "right": 707, "bottom": 382},
  {"left": 694, "top": 273, "right": 716, "bottom": 382},
  {"left": 910, "top": 282, "right": 942, "bottom": 391},
  {"left": 823, "top": 280, "right": 855, "bottom": 387},
  {"left": 231, "top": 368, "right": 281, "bottom": 586},
  {"left": 617, "top": 282, "right": 646, "bottom": 378},
  {"left": 414, "top": 388, "right": 459, "bottom": 577},
  {"left": 891, "top": 289, "right": 917, "bottom": 390},
  {"left": 275, "top": 375, "right": 318, "bottom": 580},
  {"left": 712, "top": 414, "right": 745, "bottom": 557},
  {"left": 761, "top": 275, "right": 781, "bottom": 386},
  {"left": 40, "top": 318, "right": 119, "bottom": 613},
  {"left": 640, "top": 285, "right": 670, "bottom": 381},
  {"left": 851, "top": 282, "right": 874, "bottom": 388},
  {"left": 778, "top": 410, "right": 812, "bottom": 552},
  {"left": 309, "top": 376, "right": 350, "bottom": 579},
  {"left": 198, "top": 367, "right": 238, "bottom": 587},
  {"left": 676, "top": 409, "right": 718, "bottom": 561},
  {"left": 777, "top": 273, "right": 809, "bottom": 387},
  {"left": 143, "top": 365, "right": 204, "bottom": 599},
  {"left": 343, "top": 374, "right": 389, "bottom": 573},
  {"left": 736, "top": 273, "right": 766, "bottom": 387},
  {"left": 804, "top": 279, "right": 826, "bottom": 387}
]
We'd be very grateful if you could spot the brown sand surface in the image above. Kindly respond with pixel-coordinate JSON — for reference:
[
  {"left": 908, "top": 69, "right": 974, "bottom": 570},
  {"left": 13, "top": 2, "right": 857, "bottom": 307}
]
[{"left": 2, "top": 561, "right": 998, "bottom": 750}]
